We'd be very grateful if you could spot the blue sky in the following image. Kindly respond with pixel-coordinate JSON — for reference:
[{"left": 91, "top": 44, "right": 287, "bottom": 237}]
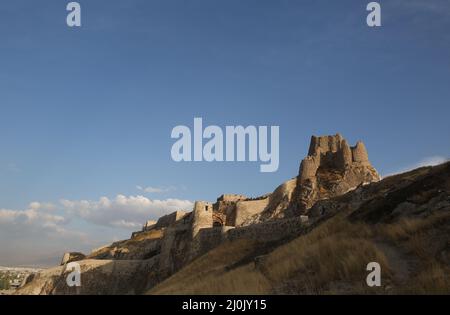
[{"left": 1, "top": 0, "right": 449, "bottom": 266}]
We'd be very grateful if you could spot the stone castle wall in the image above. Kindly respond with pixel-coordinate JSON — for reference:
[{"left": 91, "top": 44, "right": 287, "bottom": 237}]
[
  {"left": 138, "top": 133, "right": 379, "bottom": 273},
  {"left": 143, "top": 220, "right": 157, "bottom": 231},
  {"left": 227, "top": 215, "right": 309, "bottom": 242},
  {"left": 191, "top": 216, "right": 310, "bottom": 258},
  {"left": 159, "top": 225, "right": 191, "bottom": 277},
  {"left": 234, "top": 198, "right": 270, "bottom": 226},
  {"left": 308, "top": 133, "right": 344, "bottom": 156},
  {"left": 299, "top": 134, "right": 374, "bottom": 182},
  {"left": 351, "top": 141, "right": 369, "bottom": 165},
  {"left": 191, "top": 201, "right": 213, "bottom": 237},
  {"left": 217, "top": 194, "right": 247, "bottom": 202},
  {"left": 198, "top": 226, "right": 235, "bottom": 255},
  {"left": 156, "top": 211, "right": 187, "bottom": 229},
  {"left": 189, "top": 201, "right": 213, "bottom": 260},
  {"left": 299, "top": 156, "right": 320, "bottom": 182}
]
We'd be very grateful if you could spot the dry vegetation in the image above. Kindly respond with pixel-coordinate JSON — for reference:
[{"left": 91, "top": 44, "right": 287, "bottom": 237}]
[
  {"left": 150, "top": 210, "right": 449, "bottom": 295},
  {"left": 150, "top": 239, "right": 272, "bottom": 294},
  {"left": 375, "top": 212, "right": 450, "bottom": 294},
  {"left": 148, "top": 163, "right": 450, "bottom": 295}
]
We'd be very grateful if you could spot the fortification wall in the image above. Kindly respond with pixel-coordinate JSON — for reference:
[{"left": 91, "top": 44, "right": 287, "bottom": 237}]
[
  {"left": 198, "top": 226, "right": 235, "bottom": 255},
  {"left": 217, "top": 194, "right": 247, "bottom": 202},
  {"left": 192, "top": 217, "right": 309, "bottom": 258},
  {"left": 338, "top": 139, "right": 353, "bottom": 168},
  {"left": 143, "top": 220, "right": 157, "bottom": 231},
  {"left": 189, "top": 201, "right": 214, "bottom": 260},
  {"left": 351, "top": 141, "right": 370, "bottom": 165},
  {"left": 213, "top": 199, "right": 238, "bottom": 226},
  {"left": 308, "top": 133, "right": 343, "bottom": 156},
  {"left": 156, "top": 210, "right": 187, "bottom": 229},
  {"left": 299, "top": 156, "right": 320, "bottom": 182},
  {"left": 227, "top": 216, "right": 309, "bottom": 242},
  {"left": 299, "top": 134, "right": 375, "bottom": 182},
  {"left": 158, "top": 225, "right": 191, "bottom": 277},
  {"left": 234, "top": 197, "right": 270, "bottom": 226},
  {"left": 191, "top": 201, "right": 213, "bottom": 237}
]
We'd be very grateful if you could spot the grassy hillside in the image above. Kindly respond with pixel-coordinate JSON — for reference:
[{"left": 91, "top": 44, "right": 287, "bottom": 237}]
[{"left": 149, "top": 163, "right": 450, "bottom": 294}]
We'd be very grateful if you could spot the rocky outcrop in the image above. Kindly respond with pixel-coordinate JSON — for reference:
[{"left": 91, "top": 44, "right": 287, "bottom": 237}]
[
  {"left": 17, "top": 258, "right": 159, "bottom": 295},
  {"left": 89, "top": 229, "right": 164, "bottom": 260},
  {"left": 239, "top": 134, "right": 380, "bottom": 223},
  {"left": 292, "top": 134, "right": 380, "bottom": 213},
  {"left": 299, "top": 134, "right": 377, "bottom": 183}
]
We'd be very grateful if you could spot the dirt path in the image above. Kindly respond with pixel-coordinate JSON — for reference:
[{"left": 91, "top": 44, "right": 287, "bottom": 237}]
[{"left": 375, "top": 241, "right": 419, "bottom": 284}]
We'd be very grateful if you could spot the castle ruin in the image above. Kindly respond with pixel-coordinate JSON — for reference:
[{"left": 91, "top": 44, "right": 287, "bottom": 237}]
[
  {"left": 127, "top": 134, "right": 381, "bottom": 272},
  {"left": 34, "top": 133, "right": 383, "bottom": 294}
]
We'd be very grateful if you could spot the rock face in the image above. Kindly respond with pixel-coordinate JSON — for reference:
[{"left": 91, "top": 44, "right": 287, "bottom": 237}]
[
  {"left": 241, "top": 134, "right": 380, "bottom": 223},
  {"left": 292, "top": 134, "right": 380, "bottom": 213},
  {"left": 17, "top": 259, "right": 159, "bottom": 295},
  {"left": 16, "top": 133, "right": 382, "bottom": 295}
]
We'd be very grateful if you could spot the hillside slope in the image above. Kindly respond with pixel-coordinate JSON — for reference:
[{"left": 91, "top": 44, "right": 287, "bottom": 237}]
[{"left": 149, "top": 162, "right": 450, "bottom": 294}]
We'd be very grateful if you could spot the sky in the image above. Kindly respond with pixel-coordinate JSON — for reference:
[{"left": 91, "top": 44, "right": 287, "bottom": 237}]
[{"left": 1, "top": 0, "right": 449, "bottom": 266}]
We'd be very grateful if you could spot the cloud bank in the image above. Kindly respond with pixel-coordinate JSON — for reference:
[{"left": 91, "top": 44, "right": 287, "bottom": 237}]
[
  {"left": 0, "top": 195, "right": 193, "bottom": 266},
  {"left": 61, "top": 195, "right": 193, "bottom": 229}
]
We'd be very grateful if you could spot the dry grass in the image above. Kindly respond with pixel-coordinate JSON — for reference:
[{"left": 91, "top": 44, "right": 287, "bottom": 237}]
[
  {"left": 376, "top": 212, "right": 450, "bottom": 294},
  {"left": 159, "top": 264, "right": 271, "bottom": 295},
  {"left": 149, "top": 239, "right": 268, "bottom": 294},
  {"left": 403, "top": 263, "right": 450, "bottom": 294},
  {"left": 148, "top": 211, "right": 450, "bottom": 295},
  {"left": 262, "top": 215, "right": 390, "bottom": 294},
  {"left": 150, "top": 215, "right": 392, "bottom": 294},
  {"left": 377, "top": 212, "right": 450, "bottom": 243}
]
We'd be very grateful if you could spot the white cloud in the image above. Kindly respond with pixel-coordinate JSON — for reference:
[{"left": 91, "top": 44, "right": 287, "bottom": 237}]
[
  {"left": 0, "top": 207, "right": 66, "bottom": 226},
  {"left": 60, "top": 194, "right": 193, "bottom": 230},
  {"left": 136, "top": 185, "right": 176, "bottom": 194},
  {"left": 110, "top": 220, "right": 142, "bottom": 229},
  {"left": 0, "top": 194, "right": 194, "bottom": 266},
  {"left": 28, "top": 201, "right": 57, "bottom": 211},
  {"left": 0, "top": 204, "right": 91, "bottom": 266},
  {"left": 384, "top": 155, "right": 449, "bottom": 177}
]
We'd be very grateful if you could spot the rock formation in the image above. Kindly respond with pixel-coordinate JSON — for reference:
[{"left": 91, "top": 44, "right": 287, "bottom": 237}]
[
  {"left": 237, "top": 134, "right": 380, "bottom": 223},
  {"left": 293, "top": 134, "right": 380, "bottom": 213}
]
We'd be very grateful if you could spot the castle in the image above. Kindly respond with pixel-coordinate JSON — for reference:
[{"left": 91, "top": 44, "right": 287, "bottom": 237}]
[
  {"left": 128, "top": 133, "right": 381, "bottom": 275},
  {"left": 17, "top": 133, "right": 450, "bottom": 295},
  {"left": 24, "top": 134, "right": 383, "bottom": 294},
  {"left": 299, "top": 134, "right": 371, "bottom": 182}
]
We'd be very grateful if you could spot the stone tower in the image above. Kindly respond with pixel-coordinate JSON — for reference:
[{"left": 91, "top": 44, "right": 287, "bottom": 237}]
[
  {"left": 191, "top": 201, "right": 213, "bottom": 239},
  {"left": 298, "top": 134, "right": 377, "bottom": 183},
  {"left": 188, "top": 201, "right": 213, "bottom": 260},
  {"left": 294, "top": 133, "right": 380, "bottom": 213},
  {"left": 351, "top": 141, "right": 370, "bottom": 165}
]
